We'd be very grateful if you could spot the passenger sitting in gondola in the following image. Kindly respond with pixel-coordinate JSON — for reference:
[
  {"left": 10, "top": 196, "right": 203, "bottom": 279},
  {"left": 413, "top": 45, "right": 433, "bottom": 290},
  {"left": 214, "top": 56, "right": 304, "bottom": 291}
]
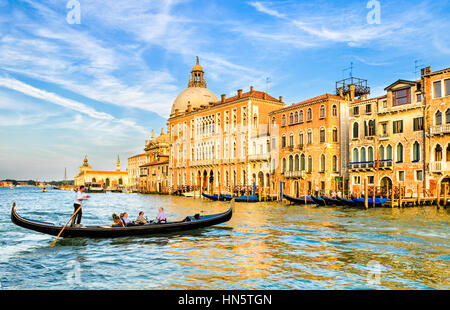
[
  {"left": 121, "top": 212, "right": 132, "bottom": 226},
  {"left": 112, "top": 213, "right": 124, "bottom": 227},
  {"left": 135, "top": 211, "right": 148, "bottom": 225},
  {"left": 156, "top": 207, "right": 167, "bottom": 224}
]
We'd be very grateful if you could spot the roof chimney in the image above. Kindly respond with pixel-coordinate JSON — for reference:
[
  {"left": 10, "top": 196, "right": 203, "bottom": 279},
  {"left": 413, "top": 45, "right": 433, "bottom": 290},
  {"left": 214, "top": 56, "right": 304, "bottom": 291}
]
[
  {"left": 263, "top": 93, "right": 267, "bottom": 100},
  {"left": 279, "top": 96, "right": 283, "bottom": 102},
  {"left": 221, "top": 94, "right": 226, "bottom": 103},
  {"left": 237, "top": 89, "right": 242, "bottom": 98},
  {"left": 250, "top": 86, "right": 254, "bottom": 92},
  {"left": 426, "top": 66, "right": 431, "bottom": 74}
]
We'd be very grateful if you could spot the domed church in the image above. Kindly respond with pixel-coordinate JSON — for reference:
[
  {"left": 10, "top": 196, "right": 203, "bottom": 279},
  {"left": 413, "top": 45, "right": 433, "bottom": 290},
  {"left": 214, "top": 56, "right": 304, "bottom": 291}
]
[{"left": 170, "top": 57, "right": 218, "bottom": 117}]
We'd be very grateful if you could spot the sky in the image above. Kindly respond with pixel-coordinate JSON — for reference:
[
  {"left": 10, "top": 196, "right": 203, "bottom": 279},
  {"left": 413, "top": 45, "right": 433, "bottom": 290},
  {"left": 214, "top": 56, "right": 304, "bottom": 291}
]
[{"left": 0, "top": 0, "right": 449, "bottom": 181}]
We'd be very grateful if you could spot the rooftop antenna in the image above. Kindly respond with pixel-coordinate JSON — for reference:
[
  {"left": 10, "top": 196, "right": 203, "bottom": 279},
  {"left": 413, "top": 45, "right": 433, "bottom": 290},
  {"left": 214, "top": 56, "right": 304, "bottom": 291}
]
[
  {"left": 343, "top": 62, "right": 354, "bottom": 79},
  {"left": 266, "top": 77, "right": 271, "bottom": 93},
  {"left": 414, "top": 59, "right": 424, "bottom": 80}
]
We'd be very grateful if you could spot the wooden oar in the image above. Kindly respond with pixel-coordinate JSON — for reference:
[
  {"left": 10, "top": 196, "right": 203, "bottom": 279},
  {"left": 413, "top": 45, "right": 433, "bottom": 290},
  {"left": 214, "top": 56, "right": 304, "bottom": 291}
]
[{"left": 50, "top": 205, "right": 82, "bottom": 247}]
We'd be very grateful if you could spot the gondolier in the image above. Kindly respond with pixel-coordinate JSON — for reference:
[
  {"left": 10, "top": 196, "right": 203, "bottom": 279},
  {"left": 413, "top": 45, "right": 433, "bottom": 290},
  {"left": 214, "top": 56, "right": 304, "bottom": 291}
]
[{"left": 72, "top": 186, "right": 90, "bottom": 227}]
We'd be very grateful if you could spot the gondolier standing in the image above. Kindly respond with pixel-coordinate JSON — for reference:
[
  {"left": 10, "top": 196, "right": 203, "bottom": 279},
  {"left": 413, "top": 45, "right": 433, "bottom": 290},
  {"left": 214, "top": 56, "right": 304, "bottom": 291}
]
[{"left": 72, "top": 185, "right": 90, "bottom": 227}]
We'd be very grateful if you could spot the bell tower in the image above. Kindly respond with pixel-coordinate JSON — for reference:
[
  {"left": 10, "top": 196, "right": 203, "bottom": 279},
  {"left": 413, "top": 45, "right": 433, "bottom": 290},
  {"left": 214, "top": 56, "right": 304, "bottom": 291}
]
[
  {"left": 116, "top": 155, "right": 121, "bottom": 171},
  {"left": 188, "top": 56, "right": 206, "bottom": 88}
]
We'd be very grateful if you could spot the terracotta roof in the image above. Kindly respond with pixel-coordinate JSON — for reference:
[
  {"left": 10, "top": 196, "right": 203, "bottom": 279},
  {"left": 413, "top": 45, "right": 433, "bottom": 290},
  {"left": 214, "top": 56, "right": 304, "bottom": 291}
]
[
  {"left": 81, "top": 170, "right": 127, "bottom": 175},
  {"left": 139, "top": 160, "right": 169, "bottom": 167},
  {"left": 212, "top": 90, "right": 281, "bottom": 105},
  {"left": 270, "top": 93, "right": 344, "bottom": 114},
  {"left": 128, "top": 153, "right": 146, "bottom": 159}
]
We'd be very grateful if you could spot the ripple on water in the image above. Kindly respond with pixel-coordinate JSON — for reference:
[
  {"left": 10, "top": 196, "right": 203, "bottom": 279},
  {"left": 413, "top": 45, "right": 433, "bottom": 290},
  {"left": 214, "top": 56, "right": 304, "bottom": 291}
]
[{"left": 0, "top": 188, "right": 449, "bottom": 289}]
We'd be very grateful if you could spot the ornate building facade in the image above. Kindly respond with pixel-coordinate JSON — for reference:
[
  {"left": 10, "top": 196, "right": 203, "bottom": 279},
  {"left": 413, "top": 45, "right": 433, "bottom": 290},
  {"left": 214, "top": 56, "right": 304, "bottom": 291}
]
[
  {"left": 138, "top": 128, "right": 170, "bottom": 193},
  {"left": 167, "top": 58, "right": 285, "bottom": 195},
  {"left": 74, "top": 156, "right": 128, "bottom": 189}
]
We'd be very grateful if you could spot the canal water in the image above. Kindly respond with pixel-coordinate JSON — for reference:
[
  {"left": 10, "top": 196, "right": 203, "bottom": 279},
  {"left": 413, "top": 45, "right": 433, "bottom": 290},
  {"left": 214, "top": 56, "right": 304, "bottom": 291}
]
[{"left": 0, "top": 187, "right": 449, "bottom": 290}]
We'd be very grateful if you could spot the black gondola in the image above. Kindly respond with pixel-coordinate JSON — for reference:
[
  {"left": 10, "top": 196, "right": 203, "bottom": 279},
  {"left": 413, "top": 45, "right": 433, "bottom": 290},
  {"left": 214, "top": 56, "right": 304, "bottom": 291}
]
[
  {"left": 336, "top": 197, "right": 362, "bottom": 208},
  {"left": 11, "top": 202, "right": 233, "bottom": 238},
  {"left": 322, "top": 196, "right": 345, "bottom": 206},
  {"left": 283, "top": 194, "right": 316, "bottom": 205},
  {"left": 201, "top": 193, "right": 225, "bottom": 201},
  {"left": 310, "top": 196, "right": 326, "bottom": 206},
  {"left": 222, "top": 194, "right": 259, "bottom": 203}
]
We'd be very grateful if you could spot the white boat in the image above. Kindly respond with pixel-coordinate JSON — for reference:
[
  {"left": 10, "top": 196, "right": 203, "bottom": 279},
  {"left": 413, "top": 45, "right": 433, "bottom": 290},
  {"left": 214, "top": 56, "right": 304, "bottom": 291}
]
[{"left": 182, "top": 191, "right": 201, "bottom": 198}]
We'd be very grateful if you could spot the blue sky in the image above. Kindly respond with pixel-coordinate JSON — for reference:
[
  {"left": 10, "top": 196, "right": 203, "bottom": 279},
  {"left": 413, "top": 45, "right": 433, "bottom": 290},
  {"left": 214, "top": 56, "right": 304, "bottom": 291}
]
[{"left": 0, "top": 0, "right": 449, "bottom": 180}]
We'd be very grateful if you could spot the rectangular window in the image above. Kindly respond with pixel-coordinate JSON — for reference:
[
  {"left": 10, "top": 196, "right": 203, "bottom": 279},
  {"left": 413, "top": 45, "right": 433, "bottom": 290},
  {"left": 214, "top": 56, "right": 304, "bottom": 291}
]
[
  {"left": 367, "top": 176, "right": 374, "bottom": 185},
  {"left": 416, "top": 170, "right": 423, "bottom": 181},
  {"left": 281, "top": 136, "right": 286, "bottom": 148},
  {"left": 353, "top": 176, "right": 360, "bottom": 185},
  {"left": 416, "top": 93, "right": 422, "bottom": 102},
  {"left": 353, "top": 106, "right": 359, "bottom": 116},
  {"left": 393, "top": 88, "right": 410, "bottom": 106},
  {"left": 446, "top": 79, "right": 450, "bottom": 96},
  {"left": 413, "top": 117, "right": 423, "bottom": 131},
  {"left": 398, "top": 171, "right": 405, "bottom": 182},
  {"left": 365, "top": 104, "right": 372, "bottom": 114},
  {"left": 393, "top": 120, "right": 403, "bottom": 134},
  {"left": 434, "top": 81, "right": 442, "bottom": 98},
  {"left": 381, "top": 122, "right": 388, "bottom": 137}
]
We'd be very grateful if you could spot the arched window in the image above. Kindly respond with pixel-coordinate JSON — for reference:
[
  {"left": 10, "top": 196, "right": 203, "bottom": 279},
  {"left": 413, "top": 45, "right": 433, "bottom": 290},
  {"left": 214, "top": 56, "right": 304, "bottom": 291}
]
[
  {"left": 300, "top": 154, "right": 305, "bottom": 171},
  {"left": 307, "top": 130, "right": 313, "bottom": 144},
  {"left": 299, "top": 132, "right": 304, "bottom": 146},
  {"left": 281, "top": 134, "right": 286, "bottom": 148},
  {"left": 436, "top": 110, "right": 442, "bottom": 125},
  {"left": 289, "top": 112, "right": 294, "bottom": 125},
  {"left": 379, "top": 145, "right": 385, "bottom": 160},
  {"left": 308, "top": 156, "right": 313, "bottom": 172},
  {"left": 368, "top": 147, "right": 374, "bottom": 162},
  {"left": 320, "top": 154, "right": 326, "bottom": 172},
  {"left": 332, "top": 127, "right": 338, "bottom": 142},
  {"left": 435, "top": 144, "right": 442, "bottom": 161},
  {"left": 307, "top": 108, "right": 312, "bottom": 121},
  {"left": 332, "top": 155, "right": 338, "bottom": 172},
  {"left": 332, "top": 104, "right": 337, "bottom": 117},
  {"left": 319, "top": 105, "right": 326, "bottom": 118},
  {"left": 320, "top": 127, "right": 326, "bottom": 143},
  {"left": 397, "top": 143, "right": 404, "bottom": 162},
  {"left": 271, "top": 116, "right": 276, "bottom": 127},
  {"left": 412, "top": 141, "right": 420, "bottom": 162},
  {"left": 294, "top": 111, "right": 299, "bottom": 123},
  {"left": 361, "top": 147, "right": 367, "bottom": 162},
  {"left": 387, "top": 145, "right": 393, "bottom": 160},
  {"left": 446, "top": 109, "right": 450, "bottom": 124},
  {"left": 299, "top": 110, "right": 304, "bottom": 123},
  {"left": 281, "top": 114, "right": 286, "bottom": 127},
  {"left": 353, "top": 122, "right": 359, "bottom": 139},
  {"left": 295, "top": 154, "right": 300, "bottom": 171},
  {"left": 282, "top": 158, "right": 286, "bottom": 173},
  {"left": 353, "top": 148, "right": 359, "bottom": 162},
  {"left": 446, "top": 144, "right": 450, "bottom": 162},
  {"left": 289, "top": 155, "right": 294, "bottom": 171},
  {"left": 289, "top": 133, "right": 294, "bottom": 147}
]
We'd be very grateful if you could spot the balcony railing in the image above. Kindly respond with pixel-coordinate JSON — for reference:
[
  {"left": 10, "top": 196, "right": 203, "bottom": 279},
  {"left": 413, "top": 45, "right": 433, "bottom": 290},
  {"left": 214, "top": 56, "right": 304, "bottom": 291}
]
[
  {"left": 430, "top": 124, "right": 450, "bottom": 135},
  {"left": 349, "top": 160, "right": 391, "bottom": 170},
  {"left": 430, "top": 161, "right": 447, "bottom": 173},
  {"left": 284, "top": 170, "right": 305, "bottom": 179},
  {"left": 248, "top": 154, "right": 271, "bottom": 161}
]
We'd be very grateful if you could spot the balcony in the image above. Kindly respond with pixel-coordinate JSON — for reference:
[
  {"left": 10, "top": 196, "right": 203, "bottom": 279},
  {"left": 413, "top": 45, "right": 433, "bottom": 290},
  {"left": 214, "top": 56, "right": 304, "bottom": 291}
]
[
  {"left": 348, "top": 160, "right": 381, "bottom": 171},
  {"left": 430, "top": 161, "right": 447, "bottom": 173},
  {"left": 297, "top": 144, "right": 304, "bottom": 150},
  {"left": 430, "top": 124, "right": 450, "bottom": 135},
  {"left": 284, "top": 170, "right": 305, "bottom": 179},
  {"left": 248, "top": 154, "right": 271, "bottom": 161}
]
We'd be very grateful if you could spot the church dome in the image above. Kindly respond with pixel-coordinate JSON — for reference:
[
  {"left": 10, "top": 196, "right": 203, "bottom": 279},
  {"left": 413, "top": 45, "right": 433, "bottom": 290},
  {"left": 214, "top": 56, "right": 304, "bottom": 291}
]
[
  {"left": 171, "top": 57, "right": 217, "bottom": 116},
  {"left": 171, "top": 87, "right": 218, "bottom": 115}
]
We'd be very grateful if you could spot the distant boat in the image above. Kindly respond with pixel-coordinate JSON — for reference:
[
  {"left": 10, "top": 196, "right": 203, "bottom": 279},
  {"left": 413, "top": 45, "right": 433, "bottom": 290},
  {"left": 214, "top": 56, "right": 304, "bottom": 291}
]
[
  {"left": 183, "top": 191, "right": 201, "bottom": 198},
  {"left": 201, "top": 193, "right": 225, "bottom": 201},
  {"left": 222, "top": 194, "right": 259, "bottom": 203},
  {"left": 41, "top": 188, "right": 47, "bottom": 192},
  {"left": 283, "top": 194, "right": 316, "bottom": 205}
]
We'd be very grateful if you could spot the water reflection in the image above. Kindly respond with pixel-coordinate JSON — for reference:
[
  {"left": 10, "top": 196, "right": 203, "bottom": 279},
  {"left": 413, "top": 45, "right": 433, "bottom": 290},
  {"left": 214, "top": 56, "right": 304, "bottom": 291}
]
[{"left": 0, "top": 188, "right": 449, "bottom": 289}]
